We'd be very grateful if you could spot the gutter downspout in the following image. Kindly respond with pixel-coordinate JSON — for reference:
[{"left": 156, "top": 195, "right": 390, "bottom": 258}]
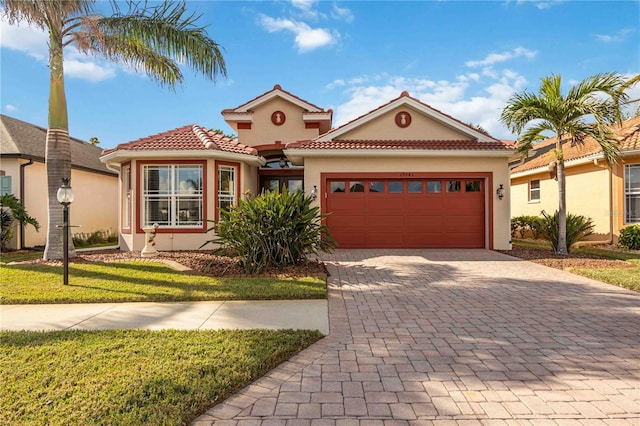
[{"left": 19, "top": 158, "right": 34, "bottom": 249}]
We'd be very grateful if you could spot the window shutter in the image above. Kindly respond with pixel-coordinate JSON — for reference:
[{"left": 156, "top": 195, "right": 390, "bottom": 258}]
[{"left": 0, "top": 176, "right": 11, "bottom": 195}]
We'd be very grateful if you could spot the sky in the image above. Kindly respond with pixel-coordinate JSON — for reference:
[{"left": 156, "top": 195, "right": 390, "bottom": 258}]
[{"left": 1, "top": 0, "right": 639, "bottom": 149}]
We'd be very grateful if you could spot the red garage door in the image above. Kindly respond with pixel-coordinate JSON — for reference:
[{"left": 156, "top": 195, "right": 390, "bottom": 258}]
[{"left": 325, "top": 178, "right": 485, "bottom": 248}]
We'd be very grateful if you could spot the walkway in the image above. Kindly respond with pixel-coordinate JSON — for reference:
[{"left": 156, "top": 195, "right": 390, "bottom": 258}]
[{"left": 194, "top": 249, "right": 640, "bottom": 425}]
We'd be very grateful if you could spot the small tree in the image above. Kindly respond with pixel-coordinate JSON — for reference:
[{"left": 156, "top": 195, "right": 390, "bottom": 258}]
[
  {"left": 539, "top": 210, "right": 594, "bottom": 253},
  {"left": 202, "top": 188, "right": 335, "bottom": 274},
  {"left": 0, "top": 194, "right": 40, "bottom": 251}
]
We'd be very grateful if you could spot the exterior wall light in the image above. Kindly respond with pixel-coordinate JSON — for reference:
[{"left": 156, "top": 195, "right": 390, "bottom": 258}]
[
  {"left": 496, "top": 184, "right": 505, "bottom": 200},
  {"left": 279, "top": 157, "right": 287, "bottom": 168},
  {"left": 56, "top": 177, "right": 74, "bottom": 285},
  {"left": 310, "top": 185, "right": 318, "bottom": 200}
]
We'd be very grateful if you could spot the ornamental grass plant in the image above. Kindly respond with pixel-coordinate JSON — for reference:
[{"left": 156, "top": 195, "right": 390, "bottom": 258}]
[{"left": 203, "top": 188, "right": 335, "bottom": 274}]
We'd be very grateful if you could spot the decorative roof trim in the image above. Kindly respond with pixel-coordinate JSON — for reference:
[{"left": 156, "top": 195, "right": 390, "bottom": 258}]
[
  {"left": 302, "top": 112, "right": 332, "bottom": 122},
  {"left": 220, "top": 112, "right": 254, "bottom": 122},
  {"left": 100, "top": 149, "right": 266, "bottom": 166},
  {"left": 315, "top": 92, "right": 499, "bottom": 143},
  {"left": 510, "top": 152, "right": 606, "bottom": 178},
  {"left": 224, "top": 84, "right": 325, "bottom": 114},
  {"left": 284, "top": 148, "right": 515, "bottom": 158}
]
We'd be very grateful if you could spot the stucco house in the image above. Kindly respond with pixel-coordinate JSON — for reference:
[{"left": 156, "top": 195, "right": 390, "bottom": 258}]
[
  {"left": 100, "top": 85, "right": 515, "bottom": 252},
  {"left": 510, "top": 115, "right": 640, "bottom": 243},
  {"left": 0, "top": 114, "right": 119, "bottom": 249}
]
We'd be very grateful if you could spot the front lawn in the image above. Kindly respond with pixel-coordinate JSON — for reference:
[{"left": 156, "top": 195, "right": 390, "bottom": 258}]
[
  {"left": 0, "top": 261, "right": 326, "bottom": 304},
  {"left": 0, "top": 329, "right": 323, "bottom": 425},
  {"left": 572, "top": 259, "right": 640, "bottom": 292}
]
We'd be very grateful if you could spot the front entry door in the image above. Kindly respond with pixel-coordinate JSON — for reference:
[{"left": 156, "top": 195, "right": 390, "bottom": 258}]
[{"left": 260, "top": 175, "right": 304, "bottom": 193}]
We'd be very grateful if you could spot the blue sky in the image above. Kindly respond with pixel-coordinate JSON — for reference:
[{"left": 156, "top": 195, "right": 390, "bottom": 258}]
[{"left": 1, "top": 0, "right": 639, "bottom": 149}]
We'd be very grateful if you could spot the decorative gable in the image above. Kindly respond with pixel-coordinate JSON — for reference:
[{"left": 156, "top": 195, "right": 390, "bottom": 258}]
[{"left": 222, "top": 84, "right": 332, "bottom": 148}]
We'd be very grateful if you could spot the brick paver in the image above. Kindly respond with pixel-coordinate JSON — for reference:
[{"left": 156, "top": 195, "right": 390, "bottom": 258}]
[{"left": 193, "top": 249, "right": 640, "bottom": 425}]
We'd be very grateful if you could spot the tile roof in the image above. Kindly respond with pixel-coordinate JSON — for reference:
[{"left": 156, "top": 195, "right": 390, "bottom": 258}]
[
  {"left": 511, "top": 116, "right": 640, "bottom": 173},
  {"left": 286, "top": 139, "right": 516, "bottom": 151},
  {"left": 221, "top": 84, "right": 327, "bottom": 113},
  {"left": 0, "top": 114, "right": 116, "bottom": 175},
  {"left": 101, "top": 125, "right": 258, "bottom": 156}
]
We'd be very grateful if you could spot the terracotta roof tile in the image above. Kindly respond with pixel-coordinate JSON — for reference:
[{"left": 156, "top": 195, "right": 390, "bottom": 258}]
[
  {"left": 102, "top": 125, "right": 258, "bottom": 156},
  {"left": 511, "top": 116, "right": 640, "bottom": 173},
  {"left": 286, "top": 139, "right": 515, "bottom": 151},
  {"left": 222, "top": 84, "right": 327, "bottom": 113}
]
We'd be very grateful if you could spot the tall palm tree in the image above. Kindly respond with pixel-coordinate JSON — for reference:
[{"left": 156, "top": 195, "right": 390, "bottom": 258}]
[
  {"left": 501, "top": 73, "right": 627, "bottom": 254},
  {"left": 1, "top": 0, "right": 226, "bottom": 260}
]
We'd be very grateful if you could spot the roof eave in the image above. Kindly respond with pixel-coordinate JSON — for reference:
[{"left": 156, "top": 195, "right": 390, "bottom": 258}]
[
  {"left": 100, "top": 149, "right": 266, "bottom": 166},
  {"left": 510, "top": 152, "right": 607, "bottom": 179}
]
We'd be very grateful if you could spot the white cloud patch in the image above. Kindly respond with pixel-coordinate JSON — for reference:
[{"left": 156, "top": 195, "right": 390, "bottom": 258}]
[
  {"left": 513, "top": 0, "right": 563, "bottom": 9},
  {"left": 466, "top": 47, "right": 537, "bottom": 68},
  {"left": 0, "top": 16, "right": 118, "bottom": 82},
  {"left": 332, "top": 3, "right": 354, "bottom": 23},
  {"left": 259, "top": 15, "right": 337, "bottom": 52},
  {"left": 595, "top": 28, "right": 636, "bottom": 43},
  {"left": 4, "top": 104, "right": 18, "bottom": 112},
  {"left": 328, "top": 67, "right": 531, "bottom": 139}
]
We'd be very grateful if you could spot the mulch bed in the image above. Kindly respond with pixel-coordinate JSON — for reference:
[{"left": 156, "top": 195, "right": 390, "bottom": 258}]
[
  {"left": 13, "top": 249, "right": 327, "bottom": 278},
  {"left": 497, "top": 244, "right": 635, "bottom": 270}
]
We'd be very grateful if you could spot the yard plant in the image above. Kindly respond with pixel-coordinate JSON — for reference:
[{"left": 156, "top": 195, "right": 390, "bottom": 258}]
[
  {"left": 619, "top": 224, "right": 640, "bottom": 250},
  {"left": 539, "top": 210, "right": 594, "bottom": 253},
  {"left": 204, "top": 188, "right": 335, "bottom": 274},
  {"left": 501, "top": 73, "right": 627, "bottom": 255},
  {"left": 0, "top": 194, "right": 39, "bottom": 251},
  {"left": 1, "top": 0, "right": 226, "bottom": 260},
  {"left": 1, "top": 329, "right": 322, "bottom": 425}
]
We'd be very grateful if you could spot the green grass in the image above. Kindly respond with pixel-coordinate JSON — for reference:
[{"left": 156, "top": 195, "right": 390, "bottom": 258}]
[
  {"left": 0, "top": 250, "right": 43, "bottom": 265},
  {"left": 0, "top": 329, "right": 323, "bottom": 426},
  {"left": 512, "top": 240, "right": 640, "bottom": 291},
  {"left": 572, "top": 259, "right": 640, "bottom": 292},
  {"left": 0, "top": 261, "right": 326, "bottom": 304}
]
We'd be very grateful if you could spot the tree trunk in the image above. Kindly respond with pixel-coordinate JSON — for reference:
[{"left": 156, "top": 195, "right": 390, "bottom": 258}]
[
  {"left": 556, "top": 159, "right": 568, "bottom": 255},
  {"left": 43, "top": 30, "right": 76, "bottom": 260}
]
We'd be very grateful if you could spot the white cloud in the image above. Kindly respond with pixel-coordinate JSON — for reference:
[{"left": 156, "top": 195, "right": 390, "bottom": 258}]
[
  {"left": 5, "top": 104, "right": 18, "bottom": 112},
  {"left": 465, "top": 47, "right": 537, "bottom": 68},
  {"left": 258, "top": 15, "right": 337, "bottom": 52},
  {"left": 0, "top": 16, "right": 118, "bottom": 82},
  {"left": 332, "top": 3, "right": 354, "bottom": 23},
  {"left": 291, "top": 0, "right": 318, "bottom": 13},
  {"left": 329, "top": 68, "right": 530, "bottom": 139},
  {"left": 513, "top": 0, "right": 563, "bottom": 9},
  {"left": 595, "top": 28, "right": 636, "bottom": 43}
]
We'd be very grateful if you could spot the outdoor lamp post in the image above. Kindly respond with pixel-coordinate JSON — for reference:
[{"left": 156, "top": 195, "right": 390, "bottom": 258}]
[{"left": 57, "top": 177, "right": 74, "bottom": 285}]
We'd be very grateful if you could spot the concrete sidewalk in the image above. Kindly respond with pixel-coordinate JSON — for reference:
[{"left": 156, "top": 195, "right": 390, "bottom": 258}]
[{"left": 0, "top": 300, "right": 329, "bottom": 333}]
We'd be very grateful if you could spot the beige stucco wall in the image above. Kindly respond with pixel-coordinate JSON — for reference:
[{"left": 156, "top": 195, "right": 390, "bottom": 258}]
[
  {"left": 612, "top": 154, "right": 640, "bottom": 237},
  {"left": 236, "top": 98, "right": 320, "bottom": 147},
  {"left": 303, "top": 156, "right": 512, "bottom": 250},
  {"left": 0, "top": 157, "right": 118, "bottom": 249},
  {"left": 511, "top": 162, "right": 612, "bottom": 238},
  {"left": 340, "top": 106, "right": 474, "bottom": 141}
]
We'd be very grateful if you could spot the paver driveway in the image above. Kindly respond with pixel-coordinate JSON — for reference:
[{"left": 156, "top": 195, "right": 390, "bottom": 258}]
[{"left": 194, "top": 249, "right": 640, "bottom": 425}]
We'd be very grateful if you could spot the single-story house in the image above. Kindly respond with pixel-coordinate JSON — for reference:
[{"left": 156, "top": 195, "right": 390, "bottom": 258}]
[
  {"left": 100, "top": 85, "right": 516, "bottom": 252},
  {"left": 0, "top": 114, "right": 119, "bottom": 249},
  {"left": 510, "top": 115, "right": 640, "bottom": 243}
]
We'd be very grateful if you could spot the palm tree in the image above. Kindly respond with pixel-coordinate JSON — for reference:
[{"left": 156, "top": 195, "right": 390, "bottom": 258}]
[
  {"left": 501, "top": 73, "right": 627, "bottom": 254},
  {"left": 1, "top": 0, "right": 226, "bottom": 260}
]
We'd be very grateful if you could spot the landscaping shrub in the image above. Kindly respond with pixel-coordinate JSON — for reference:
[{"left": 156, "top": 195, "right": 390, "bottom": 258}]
[
  {"left": 511, "top": 215, "right": 544, "bottom": 239},
  {"left": 202, "top": 188, "right": 335, "bottom": 274},
  {"left": 619, "top": 225, "right": 640, "bottom": 250},
  {"left": 539, "top": 210, "right": 594, "bottom": 253},
  {"left": 72, "top": 229, "right": 118, "bottom": 248},
  {"left": 0, "top": 194, "right": 39, "bottom": 251}
]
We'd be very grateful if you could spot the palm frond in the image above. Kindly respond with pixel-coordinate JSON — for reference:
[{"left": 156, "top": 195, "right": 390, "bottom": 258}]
[
  {"left": 516, "top": 122, "right": 552, "bottom": 156},
  {"left": 1, "top": 0, "right": 94, "bottom": 31}
]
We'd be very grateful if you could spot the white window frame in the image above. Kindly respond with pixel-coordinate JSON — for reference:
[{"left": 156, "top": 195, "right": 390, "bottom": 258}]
[
  {"left": 141, "top": 164, "right": 203, "bottom": 228},
  {"left": 217, "top": 164, "right": 237, "bottom": 217},
  {"left": 122, "top": 165, "right": 131, "bottom": 229},
  {"left": 624, "top": 164, "right": 640, "bottom": 223},
  {"left": 529, "top": 179, "right": 540, "bottom": 202}
]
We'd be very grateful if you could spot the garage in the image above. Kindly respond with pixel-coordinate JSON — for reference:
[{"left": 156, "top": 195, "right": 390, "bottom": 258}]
[{"left": 325, "top": 176, "right": 486, "bottom": 248}]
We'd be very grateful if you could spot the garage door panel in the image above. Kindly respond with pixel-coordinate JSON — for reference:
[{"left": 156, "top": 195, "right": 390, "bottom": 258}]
[{"left": 326, "top": 177, "right": 485, "bottom": 248}]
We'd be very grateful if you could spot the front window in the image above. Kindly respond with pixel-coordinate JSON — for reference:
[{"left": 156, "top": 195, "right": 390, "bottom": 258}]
[
  {"left": 218, "top": 164, "right": 237, "bottom": 215},
  {"left": 142, "top": 164, "right": 203, "bottom": 228},
  {"left": 625, "top": 164, "right": 640, "bottom": 223},
  {"left": 122, "top": 165, "right": 131, "bottom": 229},
  {"left": 529, "top": 179, "right": 540, "bottom": 202}
]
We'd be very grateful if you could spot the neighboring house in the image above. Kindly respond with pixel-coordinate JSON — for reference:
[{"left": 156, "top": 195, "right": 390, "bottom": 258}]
[
  {"left": 100, "top": 85, "right": 515, "bottom": 252},
  {"left": 0, "top": 114, "right": 118, "bottom": 249},
  {"left": 510, "top": 115, "right": 640, "bottom": 243}
]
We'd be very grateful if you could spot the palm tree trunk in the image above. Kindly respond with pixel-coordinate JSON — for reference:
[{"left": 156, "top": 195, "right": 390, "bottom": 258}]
[
  {"left": 556, "top": 159, "right": 568, "bottom": 255},
  {"left": 43, "top": 31, "right": 76, "bottom": 260}
]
